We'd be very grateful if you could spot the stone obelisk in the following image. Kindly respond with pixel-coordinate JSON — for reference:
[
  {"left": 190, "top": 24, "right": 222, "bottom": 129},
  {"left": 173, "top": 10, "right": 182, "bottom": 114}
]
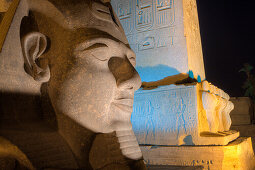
[
  {"left": 112, "top": 0, "right": 255, "bottom": 169},
  {"left": 111, "top": 0, "right": 205, "bottom": 82},
  {"left": 111, "top": 0, "right": 239, "bottom": 146}
]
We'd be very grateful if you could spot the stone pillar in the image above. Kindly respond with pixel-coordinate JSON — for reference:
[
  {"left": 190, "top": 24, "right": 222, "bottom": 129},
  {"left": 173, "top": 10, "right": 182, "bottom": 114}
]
[
  {"left": 111, "top": 0, "right": 205, "bottom": 82},
  {"left": 111, "top": 1, "right": 255, "bottom": 168}
]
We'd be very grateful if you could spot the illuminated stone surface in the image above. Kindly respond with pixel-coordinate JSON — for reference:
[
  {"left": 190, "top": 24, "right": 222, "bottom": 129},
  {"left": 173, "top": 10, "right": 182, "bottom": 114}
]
[
  {"left": 141, "top": 137, "right": 255, "bottom": 170},
  {"left": 201, "top": 81, "right": 233, "bottom": 132},
  {"left": 111, "top": 0, "right": 205, "bottom": 82},
  {"left": 131, "top": 82, "right": 239, "bottom": 146},
  {"left": 0, "top": 0, "right": 146, "bottom": 169}
]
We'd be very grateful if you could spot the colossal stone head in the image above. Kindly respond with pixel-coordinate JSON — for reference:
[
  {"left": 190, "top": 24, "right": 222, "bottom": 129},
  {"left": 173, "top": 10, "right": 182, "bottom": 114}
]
[{"left": 18, "top": 0, "right": 141, "bottom": 134}]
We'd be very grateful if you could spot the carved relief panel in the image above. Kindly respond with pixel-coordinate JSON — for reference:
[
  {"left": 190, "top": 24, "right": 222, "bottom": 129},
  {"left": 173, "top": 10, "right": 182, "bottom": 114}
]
[
  {"left": 112, "top": 0, "right": 175, "bottom": 52},
  {"left": 112, "top": 0, "right": 178, "bottom": 81}
]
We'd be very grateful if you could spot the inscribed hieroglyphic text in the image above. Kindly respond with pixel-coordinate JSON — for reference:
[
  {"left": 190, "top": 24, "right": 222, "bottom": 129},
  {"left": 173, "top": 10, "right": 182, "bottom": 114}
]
[
  {"left": 112, "top": 0, "right": 175, "bottom": 54},
  {"left": 131, "top": 85, "right": 198, "bottom": 145}
]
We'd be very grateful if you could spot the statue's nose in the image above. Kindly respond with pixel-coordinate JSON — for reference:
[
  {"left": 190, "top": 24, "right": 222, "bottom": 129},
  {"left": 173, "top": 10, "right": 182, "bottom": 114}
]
[{"left": 108, "top": 56, "right": 141, "bottom": 91}]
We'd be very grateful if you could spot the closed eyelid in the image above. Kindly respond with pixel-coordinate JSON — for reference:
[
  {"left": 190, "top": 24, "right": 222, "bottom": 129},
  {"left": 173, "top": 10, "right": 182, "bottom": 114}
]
[
  {"left": 83, "top": 43, "right": 109, "bottom": 61},
  {"left": 75, "top": 41, "right": 108, "bottom": 52},
  {"left": 74, "top": 43, "right": 109, "bottom": 61},
  {"left": 75, "top": 38, "right": 116, "bottom": 51},
  {"left": 83, "top": 43, "right": 108, "bottom": 51}
]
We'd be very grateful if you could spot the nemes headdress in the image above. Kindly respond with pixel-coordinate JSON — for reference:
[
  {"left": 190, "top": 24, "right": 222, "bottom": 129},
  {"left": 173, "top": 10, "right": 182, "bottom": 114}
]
[
  {"left": 0, "top": 0, "right": 60, "bottom": 94},
  {"left": 0, "top": 0, "right": 114, "bottom": 93},
  {"left": 0, "top": 0, "right": 39, "bottom": 94}
]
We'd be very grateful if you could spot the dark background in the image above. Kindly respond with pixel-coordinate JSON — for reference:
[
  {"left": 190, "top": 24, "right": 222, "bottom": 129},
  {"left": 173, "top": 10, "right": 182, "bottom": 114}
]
[{"left": 196, "top": 0, "right": 255, "bottom": 97}]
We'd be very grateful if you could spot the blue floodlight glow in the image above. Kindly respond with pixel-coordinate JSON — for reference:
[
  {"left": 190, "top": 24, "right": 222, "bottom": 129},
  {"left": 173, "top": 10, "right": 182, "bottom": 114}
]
[{"left": 136, "top": 65, "right": 180, "bottom": 82}]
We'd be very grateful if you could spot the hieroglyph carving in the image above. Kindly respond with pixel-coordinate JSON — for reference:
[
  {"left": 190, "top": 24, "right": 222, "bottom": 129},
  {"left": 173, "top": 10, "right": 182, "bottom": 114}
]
[
  {"left": 111, "top": 0, "right": 175, "bottom": 54},
  {"left": 132, "top": 85, "right": 198, "bottom": 145},
  {"left": 131, "top": 83, "right": 237, "bottom": 146}
]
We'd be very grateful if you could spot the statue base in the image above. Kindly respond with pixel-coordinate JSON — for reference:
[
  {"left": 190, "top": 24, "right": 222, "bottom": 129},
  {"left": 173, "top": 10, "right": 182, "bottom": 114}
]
[
  {"left": 132, "top": 84, "right": 239, "bottom": 146},
  {"left": 141, "top": 137, "right": 255, "bottom": 170}
]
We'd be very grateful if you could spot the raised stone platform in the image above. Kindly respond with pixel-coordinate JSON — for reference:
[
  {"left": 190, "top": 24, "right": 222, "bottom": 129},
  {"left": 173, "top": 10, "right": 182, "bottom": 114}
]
[
  {"left": 231, "top": 124, "right": 255, "bottom": 153},
  {"left": 147, "top": 165, "right": 202, "bottom": 170},
  {"left": 131, "top": 83, "right": 238, "bottom": 146},
  {"left": 141, "top": 137, "right": 255, "bottom": 170}
]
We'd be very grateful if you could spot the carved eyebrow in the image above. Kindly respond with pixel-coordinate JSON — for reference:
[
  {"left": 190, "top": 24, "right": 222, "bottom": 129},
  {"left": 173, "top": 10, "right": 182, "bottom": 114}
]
[
  {"left": 75, "top": 42, "right": 109, "bottom": 61},
  {"left": 75, "top": 42, "right": 108, "bottom": 52},
  {"left": 75, "top": 38, "right": 113, "bottom": 51},
  {"left": 83, "top": 43, "right": 108, "bottom": 51}
]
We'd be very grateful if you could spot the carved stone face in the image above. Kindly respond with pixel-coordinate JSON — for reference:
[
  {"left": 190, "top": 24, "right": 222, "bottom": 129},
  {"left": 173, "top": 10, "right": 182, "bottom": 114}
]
[{"left": 22, "top": 0, "right": 141, "bottom": 133}]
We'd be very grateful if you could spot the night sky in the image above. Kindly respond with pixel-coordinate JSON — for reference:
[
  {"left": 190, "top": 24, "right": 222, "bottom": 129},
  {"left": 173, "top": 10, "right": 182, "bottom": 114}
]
[{"left": 196, "top": 0, "right": 255, "bottom": 97}]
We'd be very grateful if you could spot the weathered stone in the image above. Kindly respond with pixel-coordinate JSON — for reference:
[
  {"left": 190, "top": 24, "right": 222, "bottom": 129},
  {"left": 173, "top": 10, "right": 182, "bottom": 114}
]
[
  {"left": 0, "top": 0, "right": 146, "bottom": 169},
  {"left": 0, "top": 0, "right": 12, "bottom": 12},
  {"left": 201, "top": 81, "right": 233, "bottom": 132},
  {"left": 0, "top": 137, "right": 34, "bottom": 169},
  {"left": 131, "top": 82, "right": 238, "bottom": 146},
  {"left": 230, "top": 97, "right": 253, "bottom": 125},
  {"left": 111, "top": 0, "right": 205, "bottom": 82},
  {"left": 141, "top": 137, "right": 255, "bottom": 170},
  {"left": 231, "top": 125, "right": 255, "bottom": 154}
]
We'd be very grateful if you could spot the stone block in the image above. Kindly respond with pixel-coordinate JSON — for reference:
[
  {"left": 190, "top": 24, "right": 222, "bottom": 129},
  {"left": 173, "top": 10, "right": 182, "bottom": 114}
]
[
  {"left": 131, "top": 83, "right": 239, "bottom": 146},
  {"left": 141, "top": 137, "right": 255, "bottom": 170},
  {"left": 230, "top": 97, "right": 252, "bottom": 125},
  {"left": 230, "top": 97, "right": 253, "bottom": 115},
  {"left": 231, "top": 115, "right": 251, "bottom": 125},
  {"left": 111, "top": 0, "right": 205, "bottom": 82}
]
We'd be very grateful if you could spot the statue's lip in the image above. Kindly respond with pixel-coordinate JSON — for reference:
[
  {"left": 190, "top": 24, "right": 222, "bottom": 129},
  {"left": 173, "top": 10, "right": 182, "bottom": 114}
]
[
  {"left": 113, "top": 99, "right": 134, "bottom": 107},
  {"left": 112, "top": 98, "right": 134, "bottom": 113},
  {"left": 111, "top": 102, "right": 133, "bottom": 113}
]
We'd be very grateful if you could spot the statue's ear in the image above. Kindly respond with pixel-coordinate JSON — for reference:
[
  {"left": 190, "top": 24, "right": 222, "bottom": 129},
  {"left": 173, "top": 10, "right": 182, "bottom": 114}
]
[{"left": 21, "top": 32, "right": 50, "bottom": 83}]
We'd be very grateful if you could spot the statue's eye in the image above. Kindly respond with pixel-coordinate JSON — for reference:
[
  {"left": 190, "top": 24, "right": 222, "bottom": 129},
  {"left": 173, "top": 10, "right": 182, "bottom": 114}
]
[
  {"left": 89, "top": 44, "right": 109, "bottom": 60},
  {"left": 85, "top": 43, "right": 107, "bottom": 51},
  {"left": 75, "top": 42, "right": 110, "bottom": 61},
  {"left": 85, "top": 43, "right": 109, "bottom": 61}
]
